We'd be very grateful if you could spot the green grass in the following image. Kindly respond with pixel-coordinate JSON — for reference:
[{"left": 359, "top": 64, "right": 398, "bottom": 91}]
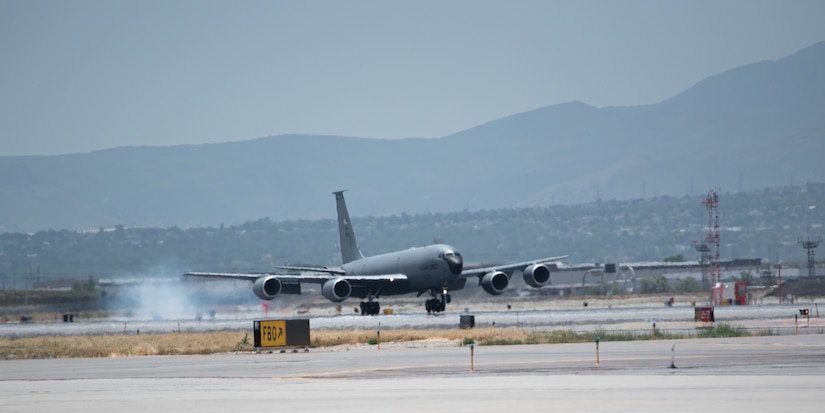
[{"left": 695, "top": 323, "right": 774, "bottom": 338}]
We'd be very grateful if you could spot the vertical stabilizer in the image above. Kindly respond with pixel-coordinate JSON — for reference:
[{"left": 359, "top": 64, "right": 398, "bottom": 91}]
[{"left": 334, "top": 190, "right": 364, "bottom": 264}]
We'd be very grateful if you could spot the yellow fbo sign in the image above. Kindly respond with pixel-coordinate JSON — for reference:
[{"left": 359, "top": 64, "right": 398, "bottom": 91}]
[
  {"left": 253, "top": 319, "right": 310, "bottom": 348},
  {"left": 257, "top": 320, "right": 287, "bottom": 347}
]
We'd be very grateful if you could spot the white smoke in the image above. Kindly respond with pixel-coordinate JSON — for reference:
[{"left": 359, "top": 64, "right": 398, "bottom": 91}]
[
  {"left": 104, "top": 266, "right": 319, "bottom": 321},
  {"left": 125, "top": 282, "right": 196, "bottom": 320},
  {"left": 107, "top": 265, "right": 244, "bottom": 320}
]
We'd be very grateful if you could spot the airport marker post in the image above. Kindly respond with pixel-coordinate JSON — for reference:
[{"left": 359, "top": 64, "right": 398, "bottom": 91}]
[
  {"left": 795, "top": 314, "right": 799, "bottom": 335},
  {"left": 595, "top": 336, "right": 600, "bottom": 365},
  {"left": 669, "top": 345, "right": 677, "bottom": 369},
  {"left": 652, "top": 322, "right": 657, "bottom": 340},
  {"left": 470, "top": 343, "right": 475, "bottom": 372}
]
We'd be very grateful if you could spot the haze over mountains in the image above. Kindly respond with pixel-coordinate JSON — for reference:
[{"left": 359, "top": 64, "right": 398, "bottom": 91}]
[{"left": 2, "top": 42, "right": 824, "bottom": 233}]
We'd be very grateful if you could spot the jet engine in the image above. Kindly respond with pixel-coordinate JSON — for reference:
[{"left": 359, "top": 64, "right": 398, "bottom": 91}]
[
  {"left": 322, "top": 277, "right": 352, "bottom": 302},
  {"left": 480, "top": 271, "right": 509, "bottom": 295},
  {"left": 252, "top": 276, "right": 282, "bottom": 300},
  {"left": 522, "top": 263, "right": 551, "bottom": 288}
]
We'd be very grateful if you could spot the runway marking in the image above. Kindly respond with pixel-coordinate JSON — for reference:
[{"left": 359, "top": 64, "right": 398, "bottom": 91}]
[
  {"left": 269, "top": 356, "right": 670, "bottom": 380},
  {"left": 272, "top": 363, "right": 464, "bottom": 379},
  {"left": 269, "top": 347, "right": 825, "bottom": 380}
]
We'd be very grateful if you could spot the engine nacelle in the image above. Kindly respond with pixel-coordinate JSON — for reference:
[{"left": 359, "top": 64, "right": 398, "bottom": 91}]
[
  {"left": 480, "top": 271, "right": 509, "bottom": 295},
  {"left": 252, "top": 276, "right": 282, "bottom": 300},
  {"left": 322, "top": 277, "right": 352, "bottom": 302},
  {"left": 523, "top": 263, "right": 551, "bottom": 288}
]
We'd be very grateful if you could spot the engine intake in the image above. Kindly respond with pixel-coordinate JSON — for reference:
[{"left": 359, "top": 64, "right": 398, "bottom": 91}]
[
  {"left": 523, "top": 263, "right": 551, "bottom": 287},
  {"left": 252, "top": 276, "right": 282, "bottom": 300},
  {"left": 322, "top": 278, "right": 352, "bottom": 302},
  {"left": 480, "top": 271, "right": 509, "bottom": 295}
]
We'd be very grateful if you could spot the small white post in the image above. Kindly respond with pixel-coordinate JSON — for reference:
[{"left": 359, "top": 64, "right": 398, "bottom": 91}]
[{"left": 669, "top": 345, "right": 677, "bottom": 369}]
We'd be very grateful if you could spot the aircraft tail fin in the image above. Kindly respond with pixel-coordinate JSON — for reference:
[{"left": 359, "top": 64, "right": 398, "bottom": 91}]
[{"left": 334, "top": 190, "right": 364, "bottom": 264}]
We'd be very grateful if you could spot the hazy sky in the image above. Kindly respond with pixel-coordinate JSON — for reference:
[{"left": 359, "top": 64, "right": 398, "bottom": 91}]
[{"left": 2, "top": 0, "right": 824, "bottom": 156}]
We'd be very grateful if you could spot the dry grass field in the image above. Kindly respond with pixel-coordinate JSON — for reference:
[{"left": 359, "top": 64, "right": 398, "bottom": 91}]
[
  {"left": 0, "top": 323, "right": 761, "bottom": 359},
  {"left": 0, "top": 328, "right": 537, "bottom": 359}
]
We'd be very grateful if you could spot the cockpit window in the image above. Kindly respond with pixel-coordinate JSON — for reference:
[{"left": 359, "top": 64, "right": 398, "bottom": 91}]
[{"left": 440, "top": 250, "right": 461, "bottom": 258}]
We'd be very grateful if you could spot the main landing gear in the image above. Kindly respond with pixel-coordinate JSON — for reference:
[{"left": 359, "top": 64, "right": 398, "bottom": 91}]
[
  {"left": 358, "top": 290, "right": 383, "bottom": 316},
  {"left": 359, "top": 301, "right": 381, "bottom": 316},
  {"left": 358, "top": 289, "right": 452, "bottom": 315},
  {"left": 425, "top": 289, "right": 451, "bottom": 314}
]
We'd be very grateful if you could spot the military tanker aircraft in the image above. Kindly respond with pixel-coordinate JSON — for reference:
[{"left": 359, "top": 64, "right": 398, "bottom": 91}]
[{"left": 185, "top": 191, "right": 567, "bottom": 315}]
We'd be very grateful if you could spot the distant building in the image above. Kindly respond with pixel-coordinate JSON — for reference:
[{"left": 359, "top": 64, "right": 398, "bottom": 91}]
[{"left": 32, "top": 279, "right": 82, "bottom": 291}]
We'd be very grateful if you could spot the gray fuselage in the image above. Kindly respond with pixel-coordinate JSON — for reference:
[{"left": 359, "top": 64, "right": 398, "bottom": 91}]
[{"left": 341, "top": 244, "right": 462, "bottom": 295}]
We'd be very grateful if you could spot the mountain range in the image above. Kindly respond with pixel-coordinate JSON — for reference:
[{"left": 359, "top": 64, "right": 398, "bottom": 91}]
[{"left": 2, "top": 42, "right": 824, "bottom": 233}]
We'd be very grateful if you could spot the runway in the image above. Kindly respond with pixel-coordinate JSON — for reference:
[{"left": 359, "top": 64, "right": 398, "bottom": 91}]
[
  {"left": 2, "top": 300, "right": 821, "bottom": 337},
  {"left": 2, "top": 334, "right": 823, "bottom": 412}
]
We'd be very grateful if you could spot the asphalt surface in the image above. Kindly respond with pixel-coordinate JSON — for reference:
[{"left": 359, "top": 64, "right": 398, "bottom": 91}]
[
  {"left": 3, "top": 301, "right": 821, "bottom": 337},
  {"left": 2, "top": 334, "right": 823, "bottom": 412}
]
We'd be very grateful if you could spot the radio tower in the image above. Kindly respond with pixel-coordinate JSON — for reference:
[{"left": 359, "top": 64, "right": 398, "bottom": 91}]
[
  {"left": 799, "top": 206, "right": 821, "bottom": 277},
  {"left": 701, "top": 189, "right": 721, "bottom": 286}
]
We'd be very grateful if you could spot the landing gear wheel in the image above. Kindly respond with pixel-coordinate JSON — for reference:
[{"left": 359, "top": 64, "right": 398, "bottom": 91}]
[
  {"left": 360, "top": 301, "right": 381, "bottom": 316},
  {"left": 425, "top": 297, "right": 446, "bottom": 314}
]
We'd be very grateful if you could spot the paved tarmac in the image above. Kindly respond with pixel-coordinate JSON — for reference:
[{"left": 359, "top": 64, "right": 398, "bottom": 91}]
[
  {"left": 3, "top": 301, "right": 821, "bottom": 337},
  {"left": 2, "top": 334, "right": 823, "bottom": 412}
]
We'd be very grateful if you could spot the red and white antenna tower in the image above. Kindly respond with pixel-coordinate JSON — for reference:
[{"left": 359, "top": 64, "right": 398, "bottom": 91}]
[{"left": 701, "top": 189, "right": 720, "bottom": 285}]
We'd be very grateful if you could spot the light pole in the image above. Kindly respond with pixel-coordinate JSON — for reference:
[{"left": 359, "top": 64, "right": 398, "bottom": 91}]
[{"left": 777, "top": 260, "right": 782, "bottom": 304}]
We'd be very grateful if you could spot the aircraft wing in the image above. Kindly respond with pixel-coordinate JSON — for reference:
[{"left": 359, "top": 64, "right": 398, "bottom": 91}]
[
  {"left": 184, "top": 271, "right": 407, "bottom": 286},
  {"left": 274, "top": 265, "right": 346, "bottom": 275},
  {"left": 460, "top": 255, "right": 568, "bottom": 277},
  {"left": 184, "top": 271, "right": 331, "bottom": 283}
]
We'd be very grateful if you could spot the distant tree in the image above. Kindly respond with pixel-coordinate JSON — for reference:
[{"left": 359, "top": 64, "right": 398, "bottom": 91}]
[
  {"left": 640, "top": 275, "right": 669, "bottom": 293},
  {"left": 737, "top": 271, "right": 756, "bottom": 286},
  {"left": 674, "top": 277, "right": 702, "bottom": 293},
  {"left": 663, "top": 254, "right": 686, "bottom": 262},
  {"left": 73, "top": 276, "right": 97, "bottom": 293}
]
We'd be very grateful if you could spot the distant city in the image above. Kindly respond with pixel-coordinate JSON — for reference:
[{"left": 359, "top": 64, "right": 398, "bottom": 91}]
[{"left": 1, "top": 182, "right": 821, "bottom": 289}]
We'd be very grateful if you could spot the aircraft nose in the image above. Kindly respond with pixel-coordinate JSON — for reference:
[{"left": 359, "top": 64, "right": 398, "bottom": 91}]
[{"left": 443, "top": 254, "right": 463, "bottom": 275}]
